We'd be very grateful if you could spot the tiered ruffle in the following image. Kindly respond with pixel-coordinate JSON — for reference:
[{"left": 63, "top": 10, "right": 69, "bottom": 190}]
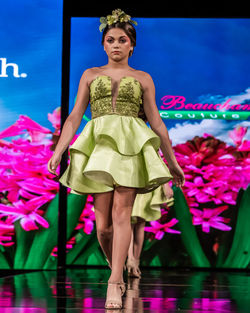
[
  {"left": 59, "top": 115, "right": 172, "bottom": 194},
  {"left": 131, "top": 185, "right": 174, "bottom": 222}
]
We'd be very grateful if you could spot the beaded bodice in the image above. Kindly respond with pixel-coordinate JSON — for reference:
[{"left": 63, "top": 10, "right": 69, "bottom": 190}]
[{"left": 89, "top": 75, "right": 143, "bottom": 119}]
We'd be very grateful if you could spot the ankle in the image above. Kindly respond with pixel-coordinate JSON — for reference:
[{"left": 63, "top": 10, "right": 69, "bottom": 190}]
[
  {"left": 108, "top": 280, "right": 120, "bottom": 284},
  {"left": 108, "top": 277, "right": 124, "bottom": 284},
  {"left": 127, "top": 257, "right": 140, "bottom": 264}
]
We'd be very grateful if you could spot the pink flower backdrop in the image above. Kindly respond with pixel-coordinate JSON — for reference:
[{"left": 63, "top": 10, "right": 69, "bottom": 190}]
[{"left": 0, "top": 108, "right": 249, "bottom": 269}]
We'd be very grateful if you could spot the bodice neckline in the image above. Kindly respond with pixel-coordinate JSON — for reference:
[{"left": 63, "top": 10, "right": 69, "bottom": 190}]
[
  {"left": 89, "top": 74, "right": 143, "bottom": 119},
  {"left": 89, "top": 75, "right": 143, "bottom": 91}
]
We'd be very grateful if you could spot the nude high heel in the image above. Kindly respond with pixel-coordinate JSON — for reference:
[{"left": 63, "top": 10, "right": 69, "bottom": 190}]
[
  {"left": 105, "top": 282, "right": 124, "bottom": 309},
  {"left": 126, "top": 258, "right": 141, "bottom": 278},
  {"left": 106, "top": 258, "right": 126, "bottom": 295}
]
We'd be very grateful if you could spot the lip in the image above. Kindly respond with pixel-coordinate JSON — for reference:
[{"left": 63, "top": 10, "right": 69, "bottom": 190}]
[{"left": 112, "top": 51, "right": 121, "bottom": 54}]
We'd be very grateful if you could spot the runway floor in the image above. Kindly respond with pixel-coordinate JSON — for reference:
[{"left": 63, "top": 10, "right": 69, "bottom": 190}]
[{"left": 0, "top": 267, "right": 250, "bottom": 312}]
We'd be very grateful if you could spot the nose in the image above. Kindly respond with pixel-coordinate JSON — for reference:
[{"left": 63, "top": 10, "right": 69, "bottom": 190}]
[{"left": 113, "top": 40, "right": 120, "bottom": 48}]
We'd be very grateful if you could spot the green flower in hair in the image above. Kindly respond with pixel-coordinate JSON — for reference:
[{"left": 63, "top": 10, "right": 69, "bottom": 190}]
[{"left": 99, "top": 8, "right": 137, "bottom": 32}]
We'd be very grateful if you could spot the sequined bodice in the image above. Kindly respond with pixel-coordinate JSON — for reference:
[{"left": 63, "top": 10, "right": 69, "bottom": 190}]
[{"left": 89, "top": 75, "right": 143, "bottom": 119}]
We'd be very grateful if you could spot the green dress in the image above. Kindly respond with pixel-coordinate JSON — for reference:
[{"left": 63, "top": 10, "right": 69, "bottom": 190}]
[
  {"left": 131, "top": 184, "right": 174, "bottom": 223},
  {"left": 59, "top": 75, "right": 172, "bottom": 196}
]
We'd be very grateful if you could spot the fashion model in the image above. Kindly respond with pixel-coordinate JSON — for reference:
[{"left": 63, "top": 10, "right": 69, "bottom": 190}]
[
  {"left": 127, "top": 182, "right": 174, "bottom": 278},
  {"left": 48, "top": 9, "right": 185, "bottom": 309}
]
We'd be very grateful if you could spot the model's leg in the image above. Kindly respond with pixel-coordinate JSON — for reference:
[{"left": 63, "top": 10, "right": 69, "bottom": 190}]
[
  {"left": 133, "top": 217, "right": 146, "bottom": 260},
  {"left": 93, "top": 191, "right": 113, "bottom": 267},
  {"left": 127, "top": 223, "right": 135, "bottom": 259},
  {"left": 110, "top": 186, "right": 137, "bottom": 282},
  {"left": 127, "top": 217, "right": 145, "bottom": 277},
  {"left": 105, "top": 186, "right": 137, "bottom": 309}
]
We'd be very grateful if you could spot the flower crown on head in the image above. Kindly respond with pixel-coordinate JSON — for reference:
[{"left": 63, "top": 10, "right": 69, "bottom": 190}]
[{"left": 99, "top": 8, "right": 138, "bottom": 32}]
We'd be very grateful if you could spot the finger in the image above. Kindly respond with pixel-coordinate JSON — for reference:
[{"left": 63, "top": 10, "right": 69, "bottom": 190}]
[
  {"left": 51, "top": 166, "right": 58, "bottom": 176},
  {"left": 48, "top": 168, "right": 56, "bottom": 175},
  {"left": 177, "top": 179, "right": 183, "bottom": 188},
  {"left": 48, "top": 161, "right": 58, "bottom": 176}
]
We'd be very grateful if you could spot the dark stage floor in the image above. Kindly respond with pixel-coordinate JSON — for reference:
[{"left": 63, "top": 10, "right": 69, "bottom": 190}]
[{"left": 0, "top": 268, "right": 250, "bottom": 312}]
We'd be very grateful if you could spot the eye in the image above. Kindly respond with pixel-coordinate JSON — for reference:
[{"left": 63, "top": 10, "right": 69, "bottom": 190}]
[
  {"left": 119, "top": 38, "right": 127, "bottom": 43},
  {"left": 106, "top": 38, "right": 114, "bottom": 43}
]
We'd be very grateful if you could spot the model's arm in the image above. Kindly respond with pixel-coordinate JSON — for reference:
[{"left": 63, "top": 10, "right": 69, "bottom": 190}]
[
  {"left": 142, "top": 73, "right": 185, "bottom": 187},
  {"left": 48, "top": 70, "right": 90, "bottom": 175},
  {"left": 163, "top": 182, "right": 174, "bottom": 199}
]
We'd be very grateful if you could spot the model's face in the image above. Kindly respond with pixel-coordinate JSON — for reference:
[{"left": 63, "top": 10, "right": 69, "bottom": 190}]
[{"left": 103, "top": 28, "right": 133, "bottom": 61}]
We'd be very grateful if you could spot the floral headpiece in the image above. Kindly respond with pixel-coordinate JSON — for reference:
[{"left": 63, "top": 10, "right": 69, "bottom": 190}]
[{"left": 99, "top": 9, "right": 137, "bottom": 32}]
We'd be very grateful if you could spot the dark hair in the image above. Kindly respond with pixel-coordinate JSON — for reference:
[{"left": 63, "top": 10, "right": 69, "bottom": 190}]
[{"left": 101, "top": 22, "right": 136, "bottom": 57}]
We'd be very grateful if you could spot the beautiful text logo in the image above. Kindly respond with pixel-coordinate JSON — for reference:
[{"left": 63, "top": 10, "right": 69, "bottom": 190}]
[
  {"left": 0, "top": 58, "right": 27, "bottom": 78},
  {"left": 161, "top": 95, "right": 250, "bottom": 111}
]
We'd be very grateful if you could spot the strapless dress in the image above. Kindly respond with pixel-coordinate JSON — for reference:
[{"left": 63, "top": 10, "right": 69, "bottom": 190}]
[
  {"left": 131, "top": 184, "right": 174, "bottom": 223},
  {"left": 59, "top": 75, "right": 172, "bottom": 197}
]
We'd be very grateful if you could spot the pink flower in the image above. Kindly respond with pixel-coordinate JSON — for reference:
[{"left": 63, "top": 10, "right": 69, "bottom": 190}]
[
  {"left": 17, "top": 177, "right": 58, "bottom": 198},
  {"left": 0, "top": 196, "right": 50, "bottom": 231},
  {"left": 184, "top": 176, "right": 234, "bottom": 204},
  {"left": 190, "top": 206, "right": 231, "bottom": 233},
  {"left": 174, "top": 135, "right": 236, "bottom": 168},
  {"left": 186, "top": 196, "right": 199, "bottom": 208},
  {"left": 0, "top": 220, "right": 15, "bottom": 246},
  {"left": 51, "top": 237, "right": 77, "bottom": 257},
  {"left": 75, "top": 198, "right": 95, "bottom": 235},
  {"left": 183, "top": 173, "right": 238, "bottom": 205},
  {"left": 202, "top": 185, "right": 237, "bottom": 205},
  {"left": 0, "top": 133, "right": 58, "bottom": 203},
  {"left": 185, "top": 176, "right": 213, "bottom": 202},
  {"left": 238, "top": 140, "right": 250, "bottom": 152},
  {"left": 144, "top": 219, "right": 181, "bottom": 240},
  {"left": 0, "top": 115, "right": 51, "bottom": 142},
  {"left": 0, "top": 174, "right": 21, "bottom": 203},
  {"left": 229, "top": 126, "right": 247, "bottom": 146},
  {"left": 48, "top": 107, "right": 61, "bottom": 135},
  {"left": 192, "top": 298, "right": 231, "bottom": 310}
]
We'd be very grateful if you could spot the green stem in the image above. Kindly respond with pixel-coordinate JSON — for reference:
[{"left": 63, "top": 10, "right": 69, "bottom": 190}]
[{"left": 172, "top": 186, "right": 210, "bottom": 267}]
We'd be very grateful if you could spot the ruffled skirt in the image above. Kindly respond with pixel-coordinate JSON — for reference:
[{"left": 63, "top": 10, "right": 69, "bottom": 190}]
[
  {"left": 59, "top": 115, "right": 172, "bottom": 194},
  {"left": 131, "top": 184, "right": 174, "bottom": 223}
]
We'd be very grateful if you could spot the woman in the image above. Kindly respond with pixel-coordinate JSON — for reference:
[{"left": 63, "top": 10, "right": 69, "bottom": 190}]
[
  {"left": 127, "top": 182, "right": 174, "bottom": 278},
  {"left": 47, "top": 9, "right": 185, "bottom": 309}
]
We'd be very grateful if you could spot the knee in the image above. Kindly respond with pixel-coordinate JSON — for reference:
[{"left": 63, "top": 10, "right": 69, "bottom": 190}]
[
  {"left": 112, "top": 205, "right": 132, "bottom": 226},
  {"left": 96, "top": 225, "right": 113, "bottom": 240}
]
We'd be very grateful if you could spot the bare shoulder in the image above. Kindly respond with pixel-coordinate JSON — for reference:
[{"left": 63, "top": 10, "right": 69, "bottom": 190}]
[
  {"left": 81, "top": 67, "right": 107, "bottom": 87},
  {"left": 80, "top": 67, "right": 103, "bottom": 86},
  {"left": 134, "top": 70, "right": 155, "bottom": 90}
]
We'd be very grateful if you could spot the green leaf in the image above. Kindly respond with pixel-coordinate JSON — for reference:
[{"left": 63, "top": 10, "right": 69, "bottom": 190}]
[
  {"left": 66, "top": 226, "right": 96, "bottom": 264},
  {"left": 216, "top": 190, "right": 243, "bottom": 267},
  {"left": 100, "top": 17, "right": 106, "bottom": 23},
  {"left": 71, "top": 236, "right": 99, "bottom": 265},
  {"left": 85, "top": 246, "right": 107, "bottom": 266},
  {"left": 13, "top": 220, "right": 37, "bottom": 269},
  {"left": 43, "top": 254, "right": 57, "bottom": 269},
  {"left": 222, "top": 186, "right": 250, "bottom": 268},
  {"left": 0, "top": 251, "right": 10, "bottom": 269},
  {"left": 24, "top": 193, "right": 87, "bottom": 269},
  {"left": 172, "top": 186, "right": 210, "bottom": 267},
  {"left": 99, "top": 23, "right": 106, "bottom": 32}
]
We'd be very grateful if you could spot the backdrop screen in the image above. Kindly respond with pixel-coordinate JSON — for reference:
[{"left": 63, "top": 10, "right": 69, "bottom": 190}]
[
  {"left": 0, "top": 0, "right": 63, "bottom": 270},
  {"left": 66, "top": 17, "right": 250, "bottom": 268}
]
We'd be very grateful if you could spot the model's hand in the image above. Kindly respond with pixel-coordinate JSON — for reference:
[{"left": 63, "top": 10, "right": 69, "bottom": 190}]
[
  {"left": 169, "top": 163, "right": 185, "bottom": 188},
  {"left": 47, "top": 153, "right": 61, "bottom": 176},
  {"left": 163, "top": 183, "right": 174, "bottom": 199}
]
